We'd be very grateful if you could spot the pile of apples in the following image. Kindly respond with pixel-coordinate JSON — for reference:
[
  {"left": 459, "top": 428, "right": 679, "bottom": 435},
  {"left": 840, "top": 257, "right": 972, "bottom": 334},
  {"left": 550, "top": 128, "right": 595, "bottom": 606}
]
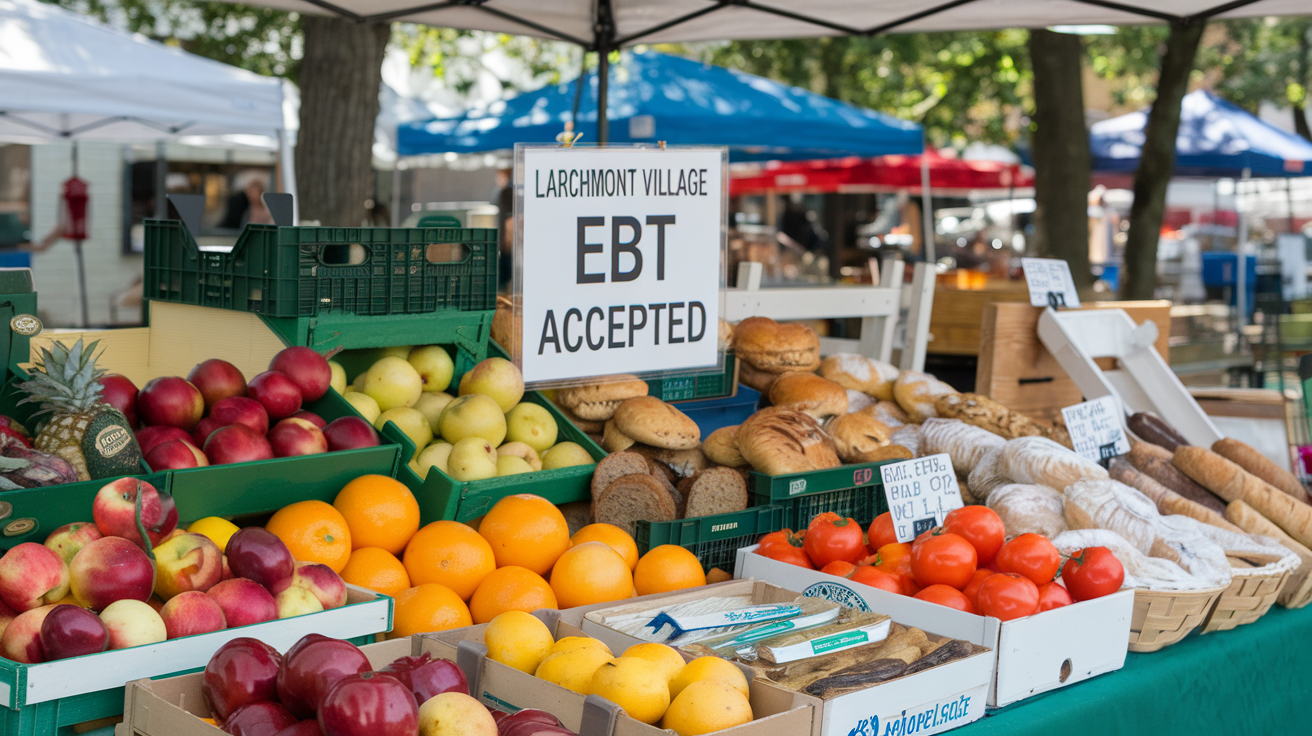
[
  {"left": 200, "top": 633, "right": 573, "bottom": 736},
  {"left": 101, "top": 346, "right": 381, "bottom": 471},
  {"left": 0, "top": 478, "right": 350, "bottom": 664}
]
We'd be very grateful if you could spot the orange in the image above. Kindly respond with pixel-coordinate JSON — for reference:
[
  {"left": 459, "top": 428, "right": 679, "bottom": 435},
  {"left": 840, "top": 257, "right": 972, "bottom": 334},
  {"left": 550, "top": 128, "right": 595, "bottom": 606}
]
[
  {"left": 333, "top": 474, "right": 421, "bottom": 555},
  {"left": 549, "top": 542, "right": 633, "bottom": 609},
  {"left": 468, "top": 566, "right": 558, "bottom": 624},
  {"left": 634, "top": 545, "right": 706, "bottom": 597},
  {"left": 389, "top": 583, "right": 472, "bottom": 639},
  {"left": 571, "top": 524, "right": 640, "bottom": 570},
  {"left": 403, "top": 520, "right": 496, "bottom": 599},
  {"left": 340, "top": 547, "right": 411, "bottom": 597},
  {"left": 265, "top": 500, "right": 352, "bottom": 572},
  {"left": 478, "top": 494, "right": 570, "bottom": 576}
]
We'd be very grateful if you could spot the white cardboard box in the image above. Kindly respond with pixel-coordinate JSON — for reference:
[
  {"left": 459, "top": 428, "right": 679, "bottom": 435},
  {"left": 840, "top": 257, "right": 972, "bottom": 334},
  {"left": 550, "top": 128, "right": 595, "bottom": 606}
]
[{"left": 735, "top": 548, "right": 1134, "bottom": 708}]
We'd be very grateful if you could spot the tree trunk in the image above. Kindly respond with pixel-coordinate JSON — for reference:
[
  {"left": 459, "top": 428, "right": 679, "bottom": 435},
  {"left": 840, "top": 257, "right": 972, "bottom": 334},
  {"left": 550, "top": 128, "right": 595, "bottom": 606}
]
[
  {"left": 1027, "top": 29, "right": 1093, "bottom": 289},
  {"left": 1296, "top": 25, "right": 1310, "bottom": 142},
  {"left": 1119, "top": 21, "right": 1206, "bottom": 300},
  {"left": 296, "top": 17, "right": 390, "bottom": 227}
]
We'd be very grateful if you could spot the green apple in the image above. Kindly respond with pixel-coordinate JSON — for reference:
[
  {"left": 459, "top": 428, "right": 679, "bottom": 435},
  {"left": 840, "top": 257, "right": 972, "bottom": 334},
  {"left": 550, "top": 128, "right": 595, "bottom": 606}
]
[
  {"left": 504, "top": 403, "right": 558, "bottom": 453},
  {"left": 328, "top": 361, "right": 347, "bottom": 395},
  {"left": 438, "top": 394, "right": 507, "bottom": 446},
  {"left": 496, "top": 455, "right": 533, "bottom": 477},
  {"left": 342, "top": 391, "right": 381, "bottom": 423},
  {"left": 457, "top": 357, "right": 524, "bottom": 412},
  {"left": 413, "top": 392, "right": 455, "bottom": 433},
  {"left": 413, "top": 441, "right": 454, "bottom": 480},
  {"left": 363, "top": 356, "right": 423, "bottom": 411},
  {"left": 541, "top": 441, "right": 595, "bottom": 469},
  {"left": 497, "top": 441, "right": 541, "bottom": 471},
  {"left": 409, "top": 346, "right": 455, "bottom": 393},
  {"left": 447, "top": 437, "right": 498, "bottom": 481},
  {"left": 375, "top": 407, "right": 433, "bottom": 458}
]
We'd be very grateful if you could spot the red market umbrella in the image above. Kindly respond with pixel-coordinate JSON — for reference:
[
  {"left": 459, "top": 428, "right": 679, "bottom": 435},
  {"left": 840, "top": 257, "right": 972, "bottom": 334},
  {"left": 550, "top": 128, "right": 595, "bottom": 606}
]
[{"left": 730, "top": 149, "right": 1033, "bottom": 197}]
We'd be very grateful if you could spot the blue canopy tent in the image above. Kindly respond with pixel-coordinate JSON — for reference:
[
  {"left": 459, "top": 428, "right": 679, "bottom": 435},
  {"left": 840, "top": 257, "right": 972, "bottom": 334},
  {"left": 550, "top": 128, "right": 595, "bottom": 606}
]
[{"left": 397, "top": 51, "right": 923, "bottom": 161}]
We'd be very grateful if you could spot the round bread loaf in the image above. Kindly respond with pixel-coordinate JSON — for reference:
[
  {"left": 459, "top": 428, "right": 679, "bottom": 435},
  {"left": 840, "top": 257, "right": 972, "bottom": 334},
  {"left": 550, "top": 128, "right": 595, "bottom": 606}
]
[
  {"left": 893, "top": 371, "right": 958, "bottom": 423},
  {"left": 819, "top": 354, "right": 901, "bottom": 401},
  {"left": 612, "top": 396, "right": 701, "bottom": 450},
  {"left": 737, "top": 407, "right": 841, "bottom": 476},
  {"left": 556, "top": 375, "right": 650, "bottom": 421},
  {"left": 739, "top": 361, "right": 785, "bottom": 393},
  {"left": 592, "top": 473, "right": 678, "bottom": 537},
  {"left": 558, "top": 406, "right": 604, "bottom": 434},
  {"left": 591, "top": 451, "right": 651, "bottom": 501},
  {"left": 824, "top": 412, "right": 894, "bottom": 463},
  {"left": 684, "top": 468, "right": 749, "bottom": 518},
  {"left": 602, "top": 419, "right": 637, "bottom": 452},
  {"left": 769, "top": 372, "right": 848, "bottom": 418},
  {"left": 703, "top": 425, "right": 747, "bottom": 467},
  {"left": 866, "top": 400, "right": 910, "bottom": 427},
  {"left": 732, "top": 316, "right": 821, "bottom": 372}
]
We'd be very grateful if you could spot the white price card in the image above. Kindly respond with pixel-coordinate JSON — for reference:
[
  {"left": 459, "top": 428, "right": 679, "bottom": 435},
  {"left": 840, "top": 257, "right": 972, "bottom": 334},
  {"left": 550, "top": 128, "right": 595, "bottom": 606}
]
[
  {"left": 1021, "top": 257, "right": 1081, "bottom": 309},
  {"left": 1061, "top": 395, "right": 1131, "bottom": 463},
  {"left": 879, "top": 453, "right": 964, "bottom": 543}
]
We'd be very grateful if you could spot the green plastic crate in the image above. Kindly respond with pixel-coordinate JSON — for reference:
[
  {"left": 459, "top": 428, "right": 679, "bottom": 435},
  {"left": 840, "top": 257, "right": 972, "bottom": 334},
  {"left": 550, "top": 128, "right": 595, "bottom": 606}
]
[
  {"left": 143, "top": 218, "right": 498, "bottom": 318},
  {"left": 635, "top": 504, "right": 786, "bottom": 574},
  {"left": 645, "top": 353, "right": 738, "bottom": 402},
  {"left": 260, "top": 309, "right": 494, "bottom": 368},
  {"left": 750, "top": 461, "right": 895, "bottom": 530}
]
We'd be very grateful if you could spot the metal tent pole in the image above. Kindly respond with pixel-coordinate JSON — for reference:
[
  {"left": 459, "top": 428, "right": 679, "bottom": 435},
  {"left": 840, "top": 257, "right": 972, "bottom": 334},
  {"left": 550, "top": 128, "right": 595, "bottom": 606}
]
[
  {"left": 919, "top": 145, "right": 934, "bottom": 265},
  {"left": 595, "top": 0, "right": 614, "bottom": 145},
  {"left": 1237, "top": 168, "right": 1250, "bottom": 328}
]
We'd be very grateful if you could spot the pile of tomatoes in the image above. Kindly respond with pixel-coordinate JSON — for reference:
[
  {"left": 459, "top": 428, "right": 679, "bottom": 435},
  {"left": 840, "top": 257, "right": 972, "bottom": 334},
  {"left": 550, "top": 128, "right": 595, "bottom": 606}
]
[{"left": 755, "top": 507, "right": 1124, "bottom": 621}]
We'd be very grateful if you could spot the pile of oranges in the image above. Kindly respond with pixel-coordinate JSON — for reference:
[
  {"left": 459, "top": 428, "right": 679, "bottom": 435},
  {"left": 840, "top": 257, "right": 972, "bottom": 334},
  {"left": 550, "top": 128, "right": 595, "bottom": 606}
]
[{"left": 260, "top": 475, "right": 710, "bottom": 638}]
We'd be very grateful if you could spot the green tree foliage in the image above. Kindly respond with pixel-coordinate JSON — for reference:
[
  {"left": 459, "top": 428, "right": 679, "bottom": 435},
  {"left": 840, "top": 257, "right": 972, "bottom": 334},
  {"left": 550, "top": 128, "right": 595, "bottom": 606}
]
[
  {"left": 393, "top": 26, "right": 579, "bottom": 97},
  {"left": 1199, "top": 18, "right": 1311, "bottom": 140}
]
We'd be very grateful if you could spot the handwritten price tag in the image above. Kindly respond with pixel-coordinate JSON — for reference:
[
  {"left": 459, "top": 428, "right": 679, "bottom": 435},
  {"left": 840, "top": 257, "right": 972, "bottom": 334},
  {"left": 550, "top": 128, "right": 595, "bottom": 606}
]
[
  {"left": 1062, "top": 395, "right": 1131, "bottom": 463},
  {"left": 879, "top": 453, "right": 963, "bottom": 543},
  {"left": 1021, "top": 258, "right": 1081, "bottom": 309}
]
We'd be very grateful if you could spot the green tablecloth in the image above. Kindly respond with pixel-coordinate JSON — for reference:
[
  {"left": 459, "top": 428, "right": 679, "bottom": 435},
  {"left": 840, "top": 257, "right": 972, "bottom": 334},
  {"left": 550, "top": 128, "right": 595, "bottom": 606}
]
[{"left": 956, "top": 604, "right": 1312, "bottom": 735}]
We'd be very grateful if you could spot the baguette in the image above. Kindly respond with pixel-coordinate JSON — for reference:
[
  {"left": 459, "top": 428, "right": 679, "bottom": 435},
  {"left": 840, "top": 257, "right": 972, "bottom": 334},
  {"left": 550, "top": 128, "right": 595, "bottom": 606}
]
[
  {"left": 1127, "top": 442, "right": 1226, "bottom": 514},
  {"left": 1108, "top": 457, "right": 1242, "bottom": 533},
  {"left": 1127, "top": 412, "right": 1190, "bottom": 452},
  {"left": 1174, "top": 446, "right": 1312, "bottom": 549},
  {"left": 1213, "top": 438, "right": 1310, "bottom": 505},
  {"left": 1225, "top": 500, "right": 1312, "bottom": 608}
]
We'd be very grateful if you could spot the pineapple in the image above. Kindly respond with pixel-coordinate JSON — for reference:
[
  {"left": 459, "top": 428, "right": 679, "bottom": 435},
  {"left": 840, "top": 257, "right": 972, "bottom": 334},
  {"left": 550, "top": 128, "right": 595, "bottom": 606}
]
[{"left": 18, "top": 339, "right": 141, "bottom": 481}]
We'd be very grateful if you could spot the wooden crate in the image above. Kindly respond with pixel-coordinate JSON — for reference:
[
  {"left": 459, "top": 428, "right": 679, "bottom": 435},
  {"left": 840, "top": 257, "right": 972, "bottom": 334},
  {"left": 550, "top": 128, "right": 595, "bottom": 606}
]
[
  {"left": 975, "top": 301, "right": 1172, "bottom": 423},
  {"left": 928, "top": 281, "right": 1031, "bottom": 355}
]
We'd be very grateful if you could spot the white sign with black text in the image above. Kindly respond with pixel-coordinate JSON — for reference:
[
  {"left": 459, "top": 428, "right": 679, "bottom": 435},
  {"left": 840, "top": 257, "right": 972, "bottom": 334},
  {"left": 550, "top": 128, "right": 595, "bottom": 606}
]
[
  {"left": 1061, "top": 395, "right": 1131, "bottom": 463},
  {"left": 516, "top": 146, "right": 724, "bottom": 384},
  {"left": 879, "top": 454, "right": 964, "bottom": 543},
  {"left": 1021, "top": 257, "right": 1082, "bottom": 308}
]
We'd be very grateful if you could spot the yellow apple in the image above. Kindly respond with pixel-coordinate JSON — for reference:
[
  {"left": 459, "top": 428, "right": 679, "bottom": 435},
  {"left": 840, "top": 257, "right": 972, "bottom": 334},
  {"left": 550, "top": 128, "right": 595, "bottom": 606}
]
[
  {"left": 446, "top": 437, "right": 499, "bottom": 481},
  {"left": 414, "top": 441, "right": 454, "bottom": 480},
  {"left": 541, "top": 441, "right": 595, "bottom": 469},
  {"left": 363, "top": 356, "right": 423, "bottom": 411},
  {"left": 342, "top": 391, "right": 381, "bottom": 424},
  {"left": 496, "top": 455, "right": 533, "bottom": 477},
  {"left": 413, "top": 392, "right": 455, "bottom": 433},
  {"left": 375, "top": 407, "right": 433, "bottom": 458},
  {"left": 504, "top": 402, "right": 558, "bottom": 453},
  {"left": 496, "top": 441, "right": 541, "bottom": 471},
  {"left": 438, "top": 394, "right": 507, "bottom": 446},
  {"left": 328, "top": 361, "right": 347, "bottom": 395},
  {"left": 457, "top": 358, "right": 524, "bottom": 412},
  {"left": 409, "top": 345, "right": 455, "bottom": 393}
]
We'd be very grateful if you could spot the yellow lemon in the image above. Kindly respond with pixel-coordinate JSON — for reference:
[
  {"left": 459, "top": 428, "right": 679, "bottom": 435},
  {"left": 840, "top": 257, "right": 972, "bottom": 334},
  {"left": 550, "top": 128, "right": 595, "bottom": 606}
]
[
  {"left": 186, "top": 517, "right": 240, "bottom": 552},
  {"left": 588, "top": 657, "right": 671, "bottom": 725},
  {"left": 623, "top": 642, "right": 686, "bottom": 683},
  {"left": 534, "top": 647, "right": 613, "bottom": 694},
  {"left": 668, "top": 656, "right": 749, "bottom": 699},
  {"left": 484, "top": 611, "right": 554, "bottom": 674},
  {"left": 661, "top": 679, "right": 753, "bottom": 736},
  {"left": 549, "top": 636, "right": 612, "bottom": 657}
]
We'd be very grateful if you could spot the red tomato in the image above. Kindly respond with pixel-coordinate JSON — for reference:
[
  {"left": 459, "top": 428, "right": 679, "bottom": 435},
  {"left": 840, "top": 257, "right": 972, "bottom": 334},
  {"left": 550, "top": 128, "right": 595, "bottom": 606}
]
[
  {"left": 850, "top": 565, "right": 903, "bottom": 594},
  {"left": 914, "top": 584, "right": 977, "bottom": 614},
  {"left": 803, "top": 515, "right": 866, "bottom": 568},
  {"left": 756, "top": 532, "right": 813, "bottom": 569},
  {"left": 867, "top": 512, "right": 898, "bottom": 552},
  {"left": 1061, "top": 547, "right": 1125, "bottom": 601},
  {"left": 942, "top": 506, "right": 1006, "bottom": 565},
  {"left": 960, "top": 568, "right": 994, "bottom": 609},
  {"left": 758, "top": 528, "right": 802, "bottom": 552},
  {"left": 995, "top": 533, "right": 1061, "bottom": 585},
  {"left": 976, "top": 573, "right": 1040, "bottom": 621},
  {"left": 910, "top": 532, "right": 978, "bottom": 589},
  {"left": 820, "top": 560, "right": 857, "bottom": 578},
  {"left": 1037, "top": 581, "right": 1074, "bottom": 611},
  {"left": 884, "top": 556, "right": 920, "bottom": 595}
]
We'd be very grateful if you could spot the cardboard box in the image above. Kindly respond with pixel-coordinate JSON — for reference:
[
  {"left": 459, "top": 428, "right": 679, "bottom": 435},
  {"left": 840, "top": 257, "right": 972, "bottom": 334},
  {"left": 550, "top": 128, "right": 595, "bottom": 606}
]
[
  {"left": 735, "top": 548, "right": 1134, "bottom": 708},
  {"left": 561, "top": 580, "right": 992, "bottom": 736}
]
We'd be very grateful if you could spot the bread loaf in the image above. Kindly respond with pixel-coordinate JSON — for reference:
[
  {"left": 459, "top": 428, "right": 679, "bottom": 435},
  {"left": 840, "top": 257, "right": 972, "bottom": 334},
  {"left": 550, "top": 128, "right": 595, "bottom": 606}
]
[
  {"left": 845, "top": 390, "right": 878, "bottom": 415},
  {"left": 1127, "top": 412, "right": 1189, "bottom": 452},
  {"left": 918, "top": 418, "right": 1005, "bottom": 475},
  {"left": 703, "top": 425, "right": 747, "bottom": 467},
  {"left": 967, "top": 447, "right": 1008, "bottom": 502},
  {"left": 558, "top": 406, "right": 604, "bottom": 435},
  {"left": 1213, "top": 437, "right": 1310, "bottom": 504},
  {"left": 592, "top": 473, "right": 678, "bottom": 536},
  {"left": 996, "top": 436, "right": 1107, "bottom": 490},
  {"left": 732, "top": 317, "right": 821, "bottom": 372},
  {"left": 1126, "top": 442, "right": 1226, "bottom": 513},
  {"left": 738, "top": 362, "right": 785, "bottom": 393},
  {"left": 646, "top": 458, "right": 685, "bottom": 515},
  {"left": 683, "top": 468, "right": 749, "bottom": 518},
  {"left": 1064, "top": 479, "right": 1160, "bottom": 553},
  {"left": 738, "top": 407, "right": 841, "bottom": 475},
  {"left": 555, "top": 375, "right": 650, "bottom": 421},
  {"left": 867, "top": 401, "right": 910, "bottom": 428},
  {"left": 491, "top": 295, "right": 520, "bottom": 354},
  {"left": 986, "top": 483, "right": 1067, "bottom": 538},
  {"left": 611, "top": 396, "right": 701, "bottom": 450},
  {"left": 892, "top": 372, "right": 958, "bottom": 423},
  {"left": 769, "top": 373, "right": 849, "bottom": 418},
  {"left": 591, "top": 451, "right": 650, "bottom": 501},
  {"left": 933, "top": 392, "right": 1047, "bottom": 440},
  {"left": 627, "top": 445, "right": 708, "bottom": 479},
  {"left": 824, "top": 412, "right": 894, "bottom": 463},
  {"left": 602, "top": 420, "right": 636, "bottom": 452},
  {"left": 1108, "top": 457, "right": 1242, "bottom": 533},
  {"left": 1174, "top": 445, "right": 1312, "bottom": 549},
  {"left": 1225, "top": 500, "right": 1312, "bottom": 608},
  {"left": 818, "top": 353, "right": 900, "bottom": 401},
  {"left": 890, "top": 424, "right": 921, "bottom": 457}
]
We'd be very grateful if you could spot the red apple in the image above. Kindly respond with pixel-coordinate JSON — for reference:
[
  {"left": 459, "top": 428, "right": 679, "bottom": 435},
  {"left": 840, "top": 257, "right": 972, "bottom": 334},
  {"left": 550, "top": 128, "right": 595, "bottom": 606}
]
[
  {"left": 207, "top": 578, "right": 278, "bottom": 627},
  {"left": 226, "top": 528, "right": 295, "bottom": 593},
  {"left": 203, "top": 637, "right": 283, "bottom": 721},
  {"left": 99, "top": 374, "right": 139, "bottom": 427},
  {"left": 39, "top": 603, "right": 108, "bottom": 660},
  {"left": 145, "top": 438, "right": 208, "bottom": 471},
  {"left": 498, "top": 710, "right": 563, "bottom": 731},
  {"left": 0, "top": 598, "right": 17, "bottom": 639},
  {"left": 44, "top": 522, "right": 103, "bottom": 565},
  {"left": 290, "top": 563, "right": 347, "bottom": 610},
  {"left": 322, "top": 417, "right": 380, "bottom": 452},
  {"left": 221, "top": 555, "right": 235, "bottom": 581},
  {"left": 135, "top": 425, "right": 193, "bottom": 457},
  {"left": 225, "top": 701, "right": 298, "bottom": 736},
  {"left": 69, "top": 536, "right": 155, "bottom": 611},
  {"left": 275, "top": 722, "right": 323, "bottom": 736},
  {"left": 92, "top": 477, "right": 177, "bottom": 547},
  {"left": 187, "top": 359, "right": 247, "bottom": 410},
  {"left": 291, "top": 410, "right": 326, "bottom": 429},
  {"left": 269, "top": 418, "right": 328, "bottom": 458},
  {"left": 100, "top": 599, "right": 166, "bottom": 649},
  {"left": 378, "top": 653, "right": 468, "bottom": 705},
  {"left": 137, "top": 376, "right": 204, "bottom": 430},
  {"left": 212, "top": 396, "right": 271, "bottom": 436},
  {"left": 0, "top": 543, "right": 70, "bottom": 612},
  {"left": 317, "top": 672, "right": 418, "bottom": 736},
  {"left": 159, "top": 591, "right": 226, "bottom": 639},
  {"left": 193, "top": 416, "right": 223, "bottom": 447},
  {"left": 270, "top": 347, "right": 332, "bottom": 403},
  {"left": 204, "top": 424, "right": 275, "bottom": 466},
  {"left": 248, "top": 371, "right": 303, "bottom": 420},
  {"left": 0, "top": 604, "right": 54, "bottom": 663},
  {"left": 154, "top": 533, "right": 223, "bottom": 599},
  {"left": 277, "top": 634, "right": 371, "bottom": 719}
]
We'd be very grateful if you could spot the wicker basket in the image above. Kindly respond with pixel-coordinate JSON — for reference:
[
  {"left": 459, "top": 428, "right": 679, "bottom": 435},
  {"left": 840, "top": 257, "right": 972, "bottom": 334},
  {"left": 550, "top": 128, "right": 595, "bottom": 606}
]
[
  {"left": 1201, "top": 550, "right": 1299, "bottom": 632},
  {"left": 1278, "top": 566, "right": 1312, "bottom": 609},
  {"left": 1129, "top": 585, "right": 1227, "bottom": 652}
]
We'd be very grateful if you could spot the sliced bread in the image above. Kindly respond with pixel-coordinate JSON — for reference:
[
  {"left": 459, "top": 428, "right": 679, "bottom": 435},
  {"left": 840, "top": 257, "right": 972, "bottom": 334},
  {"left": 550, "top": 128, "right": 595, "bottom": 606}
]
[
  {"left": 558, "top": 500, "right": 593, "bottom": 536},
  {"left": 591, "top": 451, "right": 651, "bottom": 501},
  {"left": 593, "top": 473, "right": 679, "bottom": 537},
  {"left": 683, "top": 467, "right": 749, "bottom": 518},
  {"left": 646, "top": 458, "right": 685, "bottom": 516}
]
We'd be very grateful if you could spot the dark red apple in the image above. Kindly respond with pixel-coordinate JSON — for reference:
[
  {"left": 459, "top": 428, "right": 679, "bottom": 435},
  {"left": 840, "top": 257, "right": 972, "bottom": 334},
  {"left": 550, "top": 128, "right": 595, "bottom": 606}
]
[
  {"left": 39, "top": 604, "right": 108, "bottom": 660},
  {"left": 225, "top": 528, "right": 294, "bottom": 592},
  {"left": 202, "top": 637, "right": 283, "bottom": 721},
  {"left": 290, "top": 411, "right": 326, "bottom": 430},
  {"left": 501, "top": 724, "right": 575, "bottom": 736},
  {"left": 212, "top": 397, "right": 271, "bottom": 436},
  {"left": 269, "top": 418, "right": 328, "bottom": 458},
  {"left": 137, "top": 376, "right": 204, "bottom": 430},
  {"left": 378, "top": 653, "right": 468, "bottom": 704},
  {"left": 248, "top": 371, "right": 303, "bottom": 420},
  {"left": 275, "top": 722, "right": 323, "bottom": 736},
  {"left": 98, "top": 374, "right": 139, "bottom": 427},
  {"left": 204, "top": 424, "right": 274, "bottom": 466},
  {"left": 225, "top": 700, "right": 298, "bottom": 736},
  {"left": 498, "top": 710, "right": 563, "bottom": 731},
  {"left": 193, "top": 417, "right": 223, "bottom": 447},
  {"left": 276, "top": 634, "right": 371, "bottom": 719},
  {"left": 317, "top": 672, "right": 417, "bottom": 736},
  {"left": 270, "top": 347, "right": 333, "bottom": 403},
  {"left": 145, "top": 438, "right": 208, "bottom": 470},
  {"left": 187, "top": 359, "right": 247, "bottom": 410},
  {"left": 322, "top": 417, "right": 379, "bottom": 452},
  {"left": 136, "top": 425, "right": 193, "bottom": 457}
]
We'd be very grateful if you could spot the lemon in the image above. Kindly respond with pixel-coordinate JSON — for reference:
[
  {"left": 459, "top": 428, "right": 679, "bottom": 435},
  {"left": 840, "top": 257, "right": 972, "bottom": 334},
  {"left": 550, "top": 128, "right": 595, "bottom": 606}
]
[
  {"left": 484, "top": 611, "right": 554, "bottom": 674},
  {"left": 661, "top": 679, "right": 753, "bottom": 736},
  {"left": 534, "top": 647, "right": 613, "bottom": 694},
  {"left": 623, "top": 642, "right": 686, "bottom": 683},
  {"left": 549, "top": 635, "right": 612, "bottom": 657},
  {"left": 668, "top": 656, "right": 750, "bottom": 699},
  {"left": 186, "top": 517, "right": 239, "bottom": 552},
  {"left": 588, "top": 657, "right": 671, "bottom": 725}
]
